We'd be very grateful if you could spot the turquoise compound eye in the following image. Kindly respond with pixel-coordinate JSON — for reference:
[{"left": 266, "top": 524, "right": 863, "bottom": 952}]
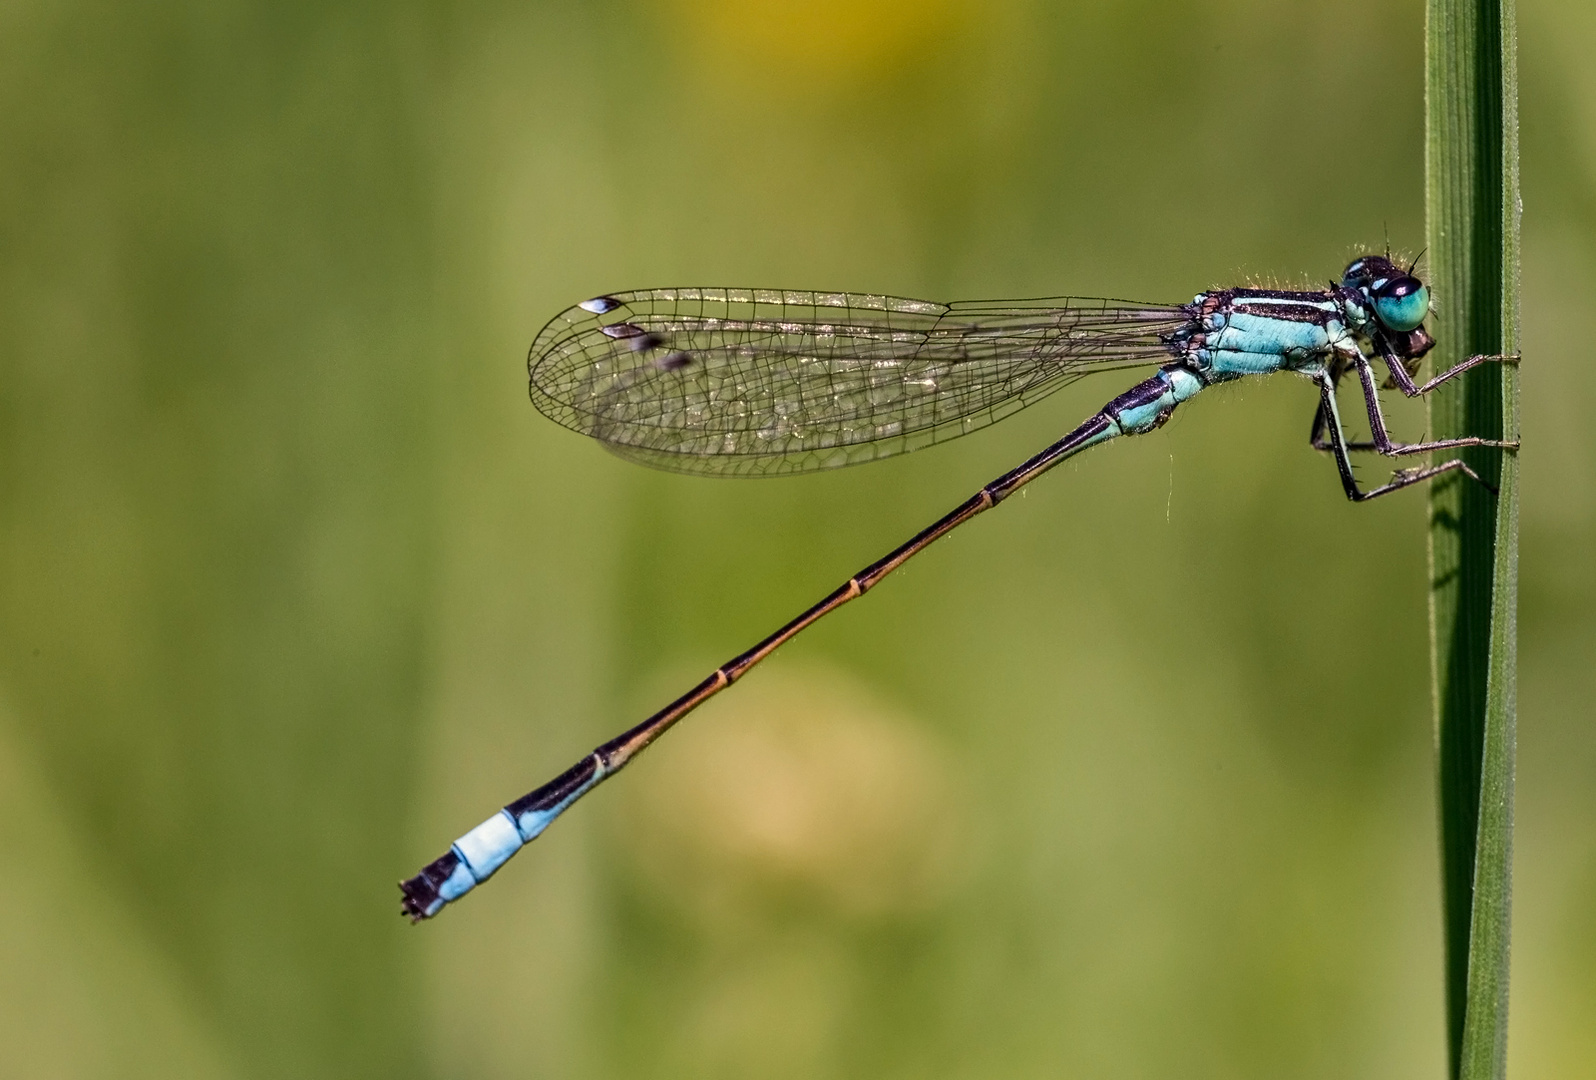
[{"left": 1372, "top": 278, "right": 1429, "bottom": 332}]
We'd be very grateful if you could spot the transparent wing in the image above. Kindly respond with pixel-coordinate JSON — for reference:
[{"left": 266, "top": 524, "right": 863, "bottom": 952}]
[{"left": 528, "top": 287, "right": 1191, "bottom": 477}]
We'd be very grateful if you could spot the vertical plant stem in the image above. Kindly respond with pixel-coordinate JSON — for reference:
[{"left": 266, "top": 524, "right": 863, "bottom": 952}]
[{"left": 1425, "top": 0, "right": 1519, "bottom": 1077}]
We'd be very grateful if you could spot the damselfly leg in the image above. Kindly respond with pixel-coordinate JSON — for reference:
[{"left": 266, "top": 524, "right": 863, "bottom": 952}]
[{"left": 1307, "top": 348, "right": 1519, "bottom": 494}]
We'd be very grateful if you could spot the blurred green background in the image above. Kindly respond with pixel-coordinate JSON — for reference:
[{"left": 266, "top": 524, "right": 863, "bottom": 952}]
[{"left": 1, "top": 1, "right": 1591, "bottom": 1077}]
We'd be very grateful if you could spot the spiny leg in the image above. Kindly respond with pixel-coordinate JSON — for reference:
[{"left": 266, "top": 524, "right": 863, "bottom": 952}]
[
  {"left": 1308, "top": 365, "right": 1384, "bottom": 454},
  {"left": 1382, "top": 349, "right": 1520, "bottom": 398},
  {"left": 1310, "top": 348, "right": 1519, "bottom": 459},
  {"left": 1350, "top": 357, "right": 1518, "bottom": 456},
  {"left": 1309, "top": 384, "right": 1382, "bottom": 453},
  {"left": 1313, "top": 371, "right": 1492, "bottom": 502}
]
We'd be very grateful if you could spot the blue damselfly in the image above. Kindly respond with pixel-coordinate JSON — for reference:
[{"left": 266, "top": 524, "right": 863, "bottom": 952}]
[{"left": 401, "top": 254, "right": 1516, "bottom": 921}]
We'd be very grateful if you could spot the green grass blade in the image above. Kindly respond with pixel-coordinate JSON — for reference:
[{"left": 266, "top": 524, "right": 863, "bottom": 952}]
[{"left": 1425, "top": 0, "right": 1519, "bottom": 1076}]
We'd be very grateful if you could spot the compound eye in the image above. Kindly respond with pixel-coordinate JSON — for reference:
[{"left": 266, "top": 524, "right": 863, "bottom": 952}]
[
  {"left": 1372, "top": 275, "right": 1429, "bottom": 332},
  {"left": 1341, "top": 254, "right": 1397, "bottom": 289}
]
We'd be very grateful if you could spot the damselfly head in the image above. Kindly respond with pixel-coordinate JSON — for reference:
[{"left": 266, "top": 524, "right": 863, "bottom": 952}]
[{"left": 1342, "top": 255, "right": 1431, "bottom": 334}]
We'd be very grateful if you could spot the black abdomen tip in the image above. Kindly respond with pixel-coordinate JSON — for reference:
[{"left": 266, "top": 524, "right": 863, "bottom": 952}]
[{"left": 399, "top": 851, "right": 460, "bottom": 922}]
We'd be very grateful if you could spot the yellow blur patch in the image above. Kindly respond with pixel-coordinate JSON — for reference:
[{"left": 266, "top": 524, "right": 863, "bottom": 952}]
[
  {"left": 667, "top": 0, "right": 970, "bottom": 85},
  {"left": 618, "top": 664, "right": 966, "bottom": 919}
]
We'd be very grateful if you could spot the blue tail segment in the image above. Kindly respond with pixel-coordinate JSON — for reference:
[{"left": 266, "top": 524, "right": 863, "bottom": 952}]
[{"left": 400, "top": 755, "right": 606, "bottom": 920}]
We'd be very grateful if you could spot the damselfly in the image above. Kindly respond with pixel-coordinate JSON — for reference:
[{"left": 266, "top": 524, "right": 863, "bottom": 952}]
[{"left": 401, "top": 255, "right": 1516, "bottom": 921}]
